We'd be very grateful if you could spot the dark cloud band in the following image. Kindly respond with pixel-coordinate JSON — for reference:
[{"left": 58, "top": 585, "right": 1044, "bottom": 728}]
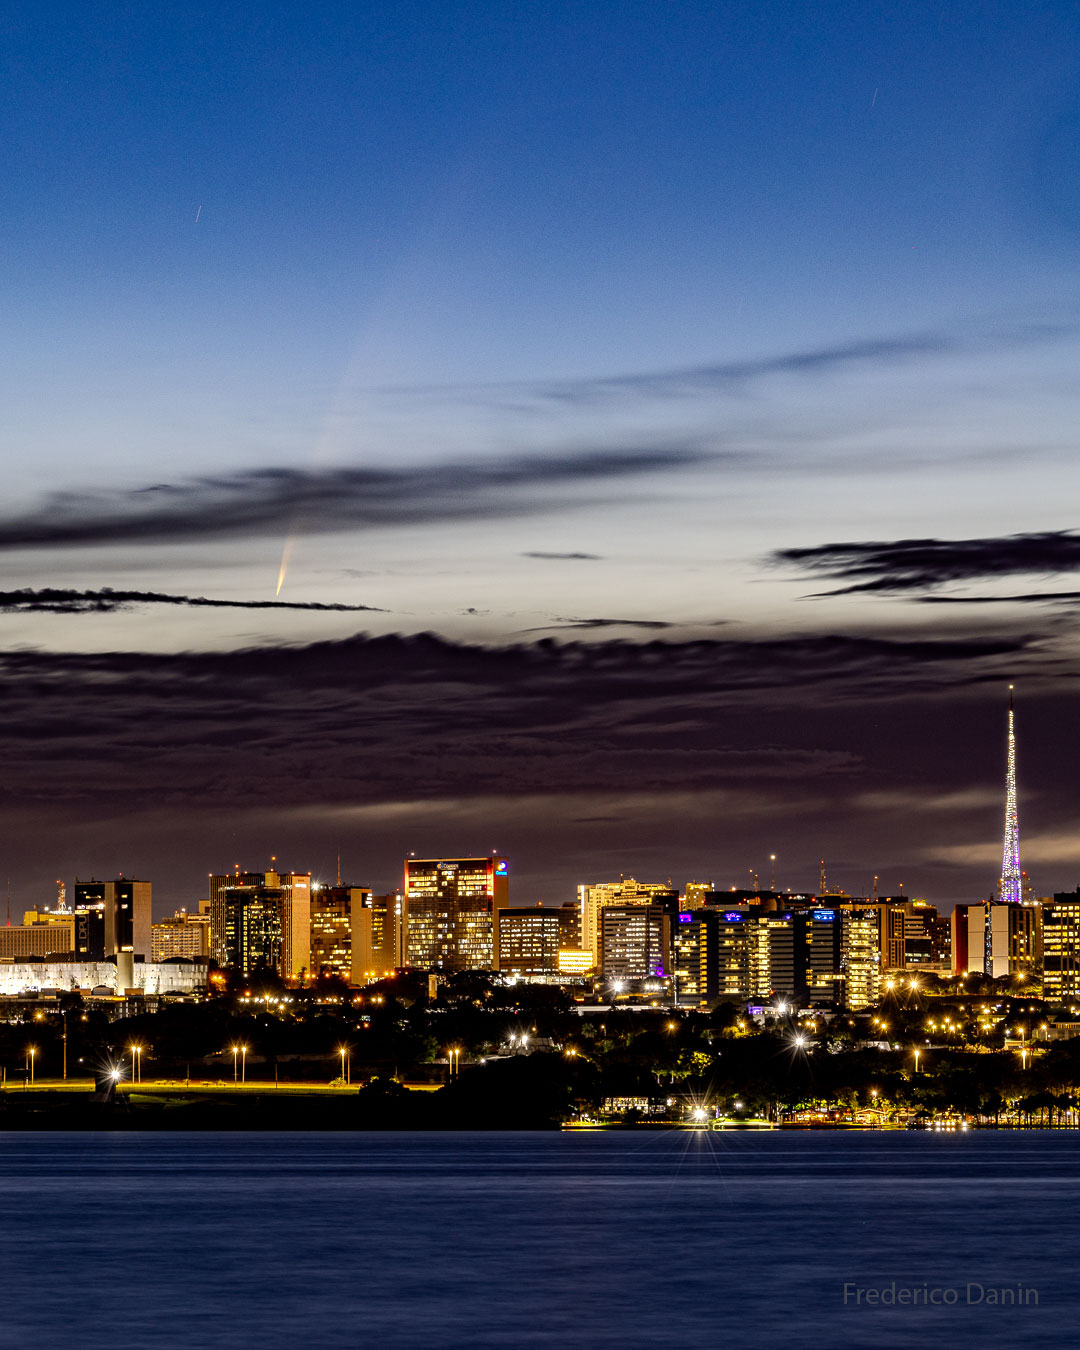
[
  {"left": 776, "top": 530, "right": 1080, "bottom": 595},
  {"left": 0, "top": 448, "right": 707, "bottom": 553},
  {"left": 0, "top": 587, "right": 384, "bottom": 614}
]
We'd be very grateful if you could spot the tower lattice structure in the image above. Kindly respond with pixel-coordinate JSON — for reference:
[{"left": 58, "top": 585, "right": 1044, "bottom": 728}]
[{"left": 999, "top": 687, "right": 1021, "bottom": 904}]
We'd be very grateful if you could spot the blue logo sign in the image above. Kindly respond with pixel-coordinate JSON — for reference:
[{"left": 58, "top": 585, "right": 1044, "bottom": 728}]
[
  {"left": 494, "top": 860, "right": 508, "bottom": 876},
  {"left": 812, "top": 909, "right": 836, "bottom": 921},
  {"left": 678, "top": 913, "right": 693, "bottom": 923},
  {"left": 723, "top": 912, "right": 745, "bottom": 922}
]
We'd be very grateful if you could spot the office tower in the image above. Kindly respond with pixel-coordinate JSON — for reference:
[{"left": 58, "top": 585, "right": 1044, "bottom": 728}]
[
  {"left": 151, "top": 907, "right": 210, "bottom": 961},
  {"left": 1042, "top": 889, "right": 1080, "bottom": 1002},
  {"left": 497, "top": 907, "right": 562, "bottom": 976},
  {"left": 351, "top": 892, "right": 404, "bottom": 982},
  {"left": 803, "top": 908, "right": 844, "bottom": 1008},
  {"left": 1000, "top": 688, "right": 1022, "bottom": 905},
  {"left": 951, "top": 903, "right": 973, "bottom": 976},
  {"left": 840, "top": 909, "right": 882, "bottom": 1010},
  {"left": 674, "top": 906, "right": 758, "bottom": 1006},
  {"left": 209, "top": 869, "right": 311, "bottom": 979},
  {"left": 0, "top": 923, "right": 74, "bottom": 959},
  {"left": 967, "top": 900, "right": 1038, "bottom": 980},
  {"left": 578, "top": 878, "right": 679, "bottom": 966},
  {"left": 682, "top": 881, "right": 714, "bottom": 911},
  {"left": 673, "top": 910, "right": 716, "bottom": 1005},
  {"left": 73, "top": 878, "right": 152, "bottom": 958},
  {"left": 901, "top": 900, "right": 950, "bottom": 970},
  {"left": 599, "top": 904, "right": 670, "bottom": 987},
  {"left": 309, "top": 884, "right": 372, "bottom": 980},
  {"left": 404, "top": 857, "right": 508, "bottom": 972}
]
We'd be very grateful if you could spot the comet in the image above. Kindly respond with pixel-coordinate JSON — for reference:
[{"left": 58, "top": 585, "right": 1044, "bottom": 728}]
[{"left": 275, "top": 536, "right": 293, "bottom": 596}]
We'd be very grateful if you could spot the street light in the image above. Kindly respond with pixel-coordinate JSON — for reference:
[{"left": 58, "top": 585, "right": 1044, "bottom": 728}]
[
  {"left": 449, "top": 1046, "right": 461, "bottom": 1079},
  {"left": 129, "top": 1043, "right": 142, "bottom": 1084},
  {"left": 339, "top": 1045, "right": 350, "bottom": 1086},
  {"left": 27, "top": 1046, "right": 35, "bottom": 1086},
  {"left": 232, "top": 1044, "right": 239, "bottom": 1083},
  {"left": 241, "top": 1044, "right": 247, "bottom": 1084},
  {"left": 913, "top": 1049, "right": 921, "bottom": 1073}
]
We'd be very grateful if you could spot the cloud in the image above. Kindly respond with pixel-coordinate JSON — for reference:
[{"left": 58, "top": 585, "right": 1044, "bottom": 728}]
[
  {"left": 917, "top": 591, "right": 1080, "bottom": 606},
  {"left": 0, "top": 625, "right": 1068, "bottom": 907},
  {"left": 393, "top": 318, "right": 1076, "bottom": 410},
  {"left": 775, "top": 530, "right": 1080, "bottom": 596},
  {"left": 0, "top": 447, "right": 709, "bottom": 553},
  {"left": 519, "top": 617, "right": 676, "bottom": 632},
  {"left": 0, "top": 627, "right": 1032, "bottom": 808},
  {"left": 522, "top": 552, "right": 601, "bottom": 561},
  {"left": 0, "top": 587, "right": 384, "bottom": 614}
]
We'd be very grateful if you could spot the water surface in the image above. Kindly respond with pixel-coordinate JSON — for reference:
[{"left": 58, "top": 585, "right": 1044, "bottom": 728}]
[{"left": 0, "top": 1130, "right": 1073, "bottom": 1349}]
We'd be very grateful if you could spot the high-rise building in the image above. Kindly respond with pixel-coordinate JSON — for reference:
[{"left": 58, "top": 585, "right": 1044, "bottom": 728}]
[
  {"left": 673, "top": 907, "right": 754, "bottom": 1005},
  {"left": 209, "top": 869, "right": 311, "bottom": 979},
  {"left": 599, "top": 904, "right": 670, "bottom": 987},
  {"left": 73, "top": 879, "right": 152, "bottom": 959},
  {"left": 0, "top": 923, "right": 74, "bottom": 959},
  {"left": 841, "top": 909, "right": 882, "bottom": 1010},
  {"left": 309, "top": 885, "right": 372, "bottom": 980},
  {"left": 1042, "top": 889, "right": 1080, "bottom": 1003},
  {"left": 578, "top": 879, "right": 678, "bottom": 965},
  {"left": 999, "top": 687, "right": 1022, "bottom": 905},
  {"left": 404, "top": 857, "right": 509, "bottom": 972},
  {"left": 966, "top": 900, "right": 1037, "bottom": 980},
  {"left": 353, "top": 891, "right": 404, "bottom": 982},
  {"left": 681, "top": 881, "right": 714, "bottom": 911},
  {"left": 151, "top": 906, "right": 210, "bottom": 962},
  {"left": 497, "top": 907, "right": 562, "bottom": 976}
]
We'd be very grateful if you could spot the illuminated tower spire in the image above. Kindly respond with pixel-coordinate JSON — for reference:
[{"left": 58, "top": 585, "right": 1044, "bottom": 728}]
[{"left": 999, "top": 686, "right": 1021, "bottom": 904}]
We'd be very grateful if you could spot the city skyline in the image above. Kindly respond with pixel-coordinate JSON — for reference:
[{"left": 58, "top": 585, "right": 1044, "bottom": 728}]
[{"left": 3, "top": 5, "right": 1079, "bottom": 911}]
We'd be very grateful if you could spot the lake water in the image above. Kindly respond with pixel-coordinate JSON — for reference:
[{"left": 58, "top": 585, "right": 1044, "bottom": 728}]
[{"left": 0, "top": 1129, "right": 1075, "bottom": 1349}]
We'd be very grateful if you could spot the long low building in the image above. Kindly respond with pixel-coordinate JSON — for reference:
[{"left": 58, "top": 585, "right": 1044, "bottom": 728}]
[{"left": 0, "top": 959, "right": 208, "bottom": 996}]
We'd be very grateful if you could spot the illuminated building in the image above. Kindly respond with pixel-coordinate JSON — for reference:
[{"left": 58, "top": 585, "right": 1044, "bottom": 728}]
[
  {"left": 578, "top": 878, "right": 678, "bottom": 965},
  {"left": 599, "top": 904, "right": 670, "bottom": 987},
  {"left": 1042, "top": 889, "right": 1080, "bottom": 1002},
  {"left": 73, "top": 878, "right": 152, "bottom": 959},
  {"left": 840, "top": 909, "right": 882, "bottom": 1010},
  {"left": 354, "top": 892, "right": 404, "bottom": 982},
  {"left": 404, "top": 857, "right": 509, "bottom": 971},
  {"left": 0, "top": 922, "right": 74, "bottom": 959},
  {"left": 0, "top": 959, "right": 207, "bottom": 996},
  {"left": 209, "top": 869, "right": 311, "bottom": 979},
  {"left": 309, "top": 885, "right": 372, "bottom": 979},
  {"left": 151, "top": 907, "right": 210, "bottom": 962},
  {"left": 951, "top": 903, "right": 974, "bottom": 975},
  {"left": 803, "top": 909, "right": 844, "bottom": 1008},
  {"left": 557, "top": 948, "right": 593, "bottom": 977},
  {"left": 673, "top": 908, "right": 754, "bottom": 1006},
  {"left": 681, "top": 881, "right": 714, "bottom": 911},
  {"left": 966, "top": 900, "right": 1038, "bottom": 979},
  {"left": 497, "top": 906, "right": 562, "bottom": 976}
]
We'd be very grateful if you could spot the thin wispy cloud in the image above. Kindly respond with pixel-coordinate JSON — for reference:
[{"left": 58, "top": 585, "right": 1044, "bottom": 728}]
[
  {"left": 382, "top": 318, "right": 1077, "bottom": 411},
  {"left": 518, "top": 617, "right": 676, "bottom": 632},
  {"left": 0, "top": 588, "right": 385, "bottom": 615},
  {"left": 522, "top": 551, "right": 602, "bottom": 561}
]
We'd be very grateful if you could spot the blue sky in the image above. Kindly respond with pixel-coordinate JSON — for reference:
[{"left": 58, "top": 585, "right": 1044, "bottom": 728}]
[{"left": 1, "top": 2, "right": 1079, "bottom": 905}]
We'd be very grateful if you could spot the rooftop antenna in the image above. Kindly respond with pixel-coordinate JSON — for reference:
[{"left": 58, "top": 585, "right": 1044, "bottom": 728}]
[
  {"left": 873, "top": 874, "right": 879, "bottom": 903},
  {"left": 336, "top": 847, "right": 342, "bottom": 888},
  {"left": 770, "top": 854, "right": 776, "bottom": 890},
  {"left": 819, "top": 859, "right": 827, "bottom": 895},
  {"left": 5, "top": 879, "right": 9, "bottom": 928}
]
